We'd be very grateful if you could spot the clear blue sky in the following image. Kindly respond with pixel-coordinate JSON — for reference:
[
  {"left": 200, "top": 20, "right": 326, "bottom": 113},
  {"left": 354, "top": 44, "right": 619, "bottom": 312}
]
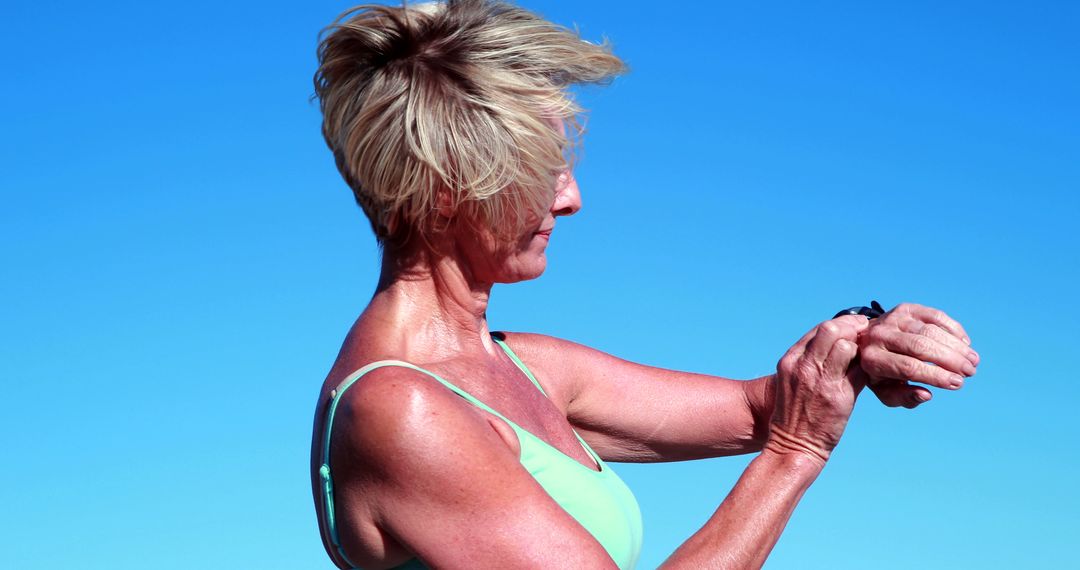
[{"left": 2, "top": 1, "right": 1077, "bottom": 568}]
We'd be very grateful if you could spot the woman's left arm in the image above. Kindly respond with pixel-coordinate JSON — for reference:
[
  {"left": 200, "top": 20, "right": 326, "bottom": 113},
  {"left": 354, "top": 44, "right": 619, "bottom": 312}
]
[
  {"left": 502, "top": 303, "right": 977, "bottom": 463},
  {"left": 502, "top": 332, "right": 779, "bottom": 462}
]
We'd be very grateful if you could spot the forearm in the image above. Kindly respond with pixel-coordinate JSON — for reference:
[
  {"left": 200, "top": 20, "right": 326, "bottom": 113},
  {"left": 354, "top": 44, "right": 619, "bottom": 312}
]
[{"left": 660, "top": 449, "right": 823, "bottom": 569}]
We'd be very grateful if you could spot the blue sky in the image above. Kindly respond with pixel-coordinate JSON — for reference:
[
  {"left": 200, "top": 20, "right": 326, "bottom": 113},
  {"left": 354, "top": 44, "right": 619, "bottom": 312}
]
[{"left": 2, "top": 1, "right": 1077, "bottom": 568}]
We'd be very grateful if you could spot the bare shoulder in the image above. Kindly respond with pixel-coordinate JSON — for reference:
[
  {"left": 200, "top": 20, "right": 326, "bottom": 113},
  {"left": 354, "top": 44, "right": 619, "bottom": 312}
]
[
  {"left": 327, "top": 363, "right": 616, "bottom": 568},
  {"left": 324, "top": 365, "right": 515, "bottom": 567},
  {"left": 330, "top": 365, "right": 519, "bottom": 475}
]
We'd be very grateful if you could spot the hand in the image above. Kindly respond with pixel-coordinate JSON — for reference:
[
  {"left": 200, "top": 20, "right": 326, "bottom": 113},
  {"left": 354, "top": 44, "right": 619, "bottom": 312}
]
[
  {"left": 766, "top": 316, "right": 870, "bottom": 464},
  {"left": 857, "top": 303, "right": 980, "bottom": 408}
]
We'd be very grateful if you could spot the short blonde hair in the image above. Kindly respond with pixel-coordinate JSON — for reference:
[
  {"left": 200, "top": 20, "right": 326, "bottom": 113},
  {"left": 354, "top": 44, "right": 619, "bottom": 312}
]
[{"left": 314, "top": 0, "right": 625, "bottom": 247}]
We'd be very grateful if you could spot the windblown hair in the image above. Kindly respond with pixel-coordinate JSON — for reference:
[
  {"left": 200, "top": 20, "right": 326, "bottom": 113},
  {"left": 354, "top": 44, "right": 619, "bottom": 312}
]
[{"left": 314, "top": 0, "right": 625, "bottom": 247}]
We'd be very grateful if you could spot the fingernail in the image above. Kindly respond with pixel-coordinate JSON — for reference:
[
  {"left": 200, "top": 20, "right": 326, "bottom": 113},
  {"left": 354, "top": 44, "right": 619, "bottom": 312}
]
[
  {"left": 951, "top": 374, "right": 965, "bottom": 389},
  {"left": 963, "top": 336, "right": 972, "bottom": 345},
  {"left": 913, "top": 391, "right": 930, "bottom": 403},
  {"left": 962, "top": 363, "right": 977, "bottom": 376},
  {"left": 968, "top": 349, "right": 980, "bottom": 364}
]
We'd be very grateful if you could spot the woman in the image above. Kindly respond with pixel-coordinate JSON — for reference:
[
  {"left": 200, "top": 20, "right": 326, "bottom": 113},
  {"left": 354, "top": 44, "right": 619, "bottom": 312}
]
[{"left": 309, "top": 1, "right": 980, "bottom": 568}]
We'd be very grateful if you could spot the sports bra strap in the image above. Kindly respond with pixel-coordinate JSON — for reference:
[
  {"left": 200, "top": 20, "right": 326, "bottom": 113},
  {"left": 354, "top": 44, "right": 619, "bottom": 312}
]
[
  {"left": 492, "top": 336, "right": 549, "bottom": 396},
  {"left": 319, "top": 349, "right": 552, "bottom": 569},
  {"left": 320, "top": 360, "right": 518, "bottom": 569}
]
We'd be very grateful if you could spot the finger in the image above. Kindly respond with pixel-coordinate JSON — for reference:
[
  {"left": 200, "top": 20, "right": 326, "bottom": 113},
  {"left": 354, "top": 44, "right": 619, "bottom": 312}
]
[
  {"left": 895, "top": 303, "right": 971, "bottom": 345},
  {"left": 833, "top": 314, "right": 871, "bottom": 335},
  {"left": 823, "top": 338, "right": 858, "bottom": 378},
  {"left": 902, "top": 321, "right": 980, "bottom": 367},
  {"left": 876, "top": 329, "right": 977, "bottom": 377},
  {"left": 831, "top": 318, "right": 869, "bottom": 348},
  {"left": 860, "top": 345, "right": 966, "bottom": 390},
  {"left": 805, "top": 321, "right": 844, "bottom": 364},
  {"left": 847, "top": 365, "right": 869, "bottom": 396},
  {"left": 869, "top": 379, "right": 933, "bottom": 409}
]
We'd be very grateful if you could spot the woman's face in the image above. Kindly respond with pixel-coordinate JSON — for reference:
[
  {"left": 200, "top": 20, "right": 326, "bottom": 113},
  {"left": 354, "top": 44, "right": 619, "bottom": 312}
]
[{"left": 453, "top": 166, "right": 582, "bottom": 285}]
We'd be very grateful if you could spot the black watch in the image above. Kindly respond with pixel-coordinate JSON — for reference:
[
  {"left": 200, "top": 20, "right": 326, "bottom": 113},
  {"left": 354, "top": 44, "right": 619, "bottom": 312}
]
[{"left": 834, "top": 300, "right": 886, "bottom": 319}]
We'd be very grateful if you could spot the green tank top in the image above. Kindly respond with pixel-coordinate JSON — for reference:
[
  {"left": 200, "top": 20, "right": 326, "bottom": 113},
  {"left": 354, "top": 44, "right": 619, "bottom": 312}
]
[{"left": 318, "top": 337, "right": 643, "bottom": 569}]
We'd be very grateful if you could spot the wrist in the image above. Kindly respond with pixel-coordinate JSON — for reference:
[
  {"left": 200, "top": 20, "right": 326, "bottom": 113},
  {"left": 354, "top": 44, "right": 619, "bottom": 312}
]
[
  {"left": 763, "top": 425, "right": 831, "bottom": 468},
  {"left": 744, "top": 375, "right": 778, "bottom": 445},
  {"left": 756, "top": 445, "right": 827, "bottom": 493}
]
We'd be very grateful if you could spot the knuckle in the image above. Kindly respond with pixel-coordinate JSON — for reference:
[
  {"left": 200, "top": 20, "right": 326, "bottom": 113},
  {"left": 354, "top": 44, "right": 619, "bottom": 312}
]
[
  {"left": 778, "top": 354, "right": 797, "bottom": 376},
  {"left": 908, "top": 335, "right": 936, "bottom": 357},
  {"left": 923, "top": 323, "right": 945, "bottom": 339},
  {"left": 830, "top": 321, "right": 856, "bottom": 339},
  {"left": 899, "top": 358, "right": 923, "bottom": 379},
  {"left": 899, "top": 317, "right": 923, "bottom": 334}
]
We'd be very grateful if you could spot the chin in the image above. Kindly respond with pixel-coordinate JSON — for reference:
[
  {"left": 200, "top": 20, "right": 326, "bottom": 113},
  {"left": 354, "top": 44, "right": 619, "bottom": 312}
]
[{"left": 496, "top": 254, "right": 547, "bottom": 284}]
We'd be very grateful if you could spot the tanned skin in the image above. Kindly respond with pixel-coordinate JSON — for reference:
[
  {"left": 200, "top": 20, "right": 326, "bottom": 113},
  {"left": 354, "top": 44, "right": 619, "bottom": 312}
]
[{"left": 309, "top": 169, "right": 979, "bottom": 569}]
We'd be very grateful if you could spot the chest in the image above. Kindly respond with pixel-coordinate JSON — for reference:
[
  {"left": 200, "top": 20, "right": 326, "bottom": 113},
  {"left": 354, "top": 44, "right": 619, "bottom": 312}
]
[{"left": 423, "top": 358, "right": 592, "bottom": 466}]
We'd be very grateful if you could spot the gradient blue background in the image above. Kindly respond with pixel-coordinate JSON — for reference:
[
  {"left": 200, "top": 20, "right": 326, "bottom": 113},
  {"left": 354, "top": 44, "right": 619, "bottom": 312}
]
[{"left": 3, "top": 1, "right": 1077, "bottom": 568}]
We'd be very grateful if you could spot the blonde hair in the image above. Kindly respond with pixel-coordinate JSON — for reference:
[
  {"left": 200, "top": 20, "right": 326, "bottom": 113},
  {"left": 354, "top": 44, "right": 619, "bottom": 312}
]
[{"left": 314, "top": 0, "right": 625, "bottom": 247}]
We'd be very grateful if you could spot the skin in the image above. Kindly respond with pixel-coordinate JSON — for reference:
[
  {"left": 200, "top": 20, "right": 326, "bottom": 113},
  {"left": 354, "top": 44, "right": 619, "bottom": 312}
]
[{"left": 309, "top": 165, "right": 979, "bottom": 569}]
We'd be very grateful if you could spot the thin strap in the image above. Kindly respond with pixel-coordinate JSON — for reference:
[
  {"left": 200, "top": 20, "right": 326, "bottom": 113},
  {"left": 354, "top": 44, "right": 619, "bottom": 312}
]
[
  {"left": 492, "top": 338, "right": 604, "bottom": 472},
  {"left": 318, "top": 360, "right": 516, "bottom": 569},
  {"left": 493, "top": 336, "right": 548, "bottom": 396}
]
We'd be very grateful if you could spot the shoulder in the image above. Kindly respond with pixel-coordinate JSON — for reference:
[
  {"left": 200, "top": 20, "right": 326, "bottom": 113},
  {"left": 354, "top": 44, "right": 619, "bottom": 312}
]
[
  {"left": 326, "top": 363, "right": 618, "bottom": 568},
  {"left": 496, "top": 332, "right": 631, "bottom": 406},
  {"left": 330, "top": 364, "right": 519, "bottom": 475},
  {"left": 496, "top": 331, "right": 601, "bottom": 366},
  {"left": 325, "top": 364, "right": 522, "bottom": 539},
  {"left": 498, "top": 331, "right": 636, "bottom": 364}
]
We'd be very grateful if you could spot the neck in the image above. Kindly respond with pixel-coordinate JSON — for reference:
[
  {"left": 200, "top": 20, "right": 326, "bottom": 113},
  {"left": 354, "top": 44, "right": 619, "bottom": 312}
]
[{"left": 367, "top": 245, "right": 498, "bottom": 361}]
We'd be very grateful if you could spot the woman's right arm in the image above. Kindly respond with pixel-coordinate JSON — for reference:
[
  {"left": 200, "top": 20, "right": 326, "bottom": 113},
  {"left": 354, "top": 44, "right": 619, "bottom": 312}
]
[
  {"left": 662, "top": 317, "right": 868, "bottom": 568},
  {"left": 334, "top": 318, "right": 865, "bottom": 569}
]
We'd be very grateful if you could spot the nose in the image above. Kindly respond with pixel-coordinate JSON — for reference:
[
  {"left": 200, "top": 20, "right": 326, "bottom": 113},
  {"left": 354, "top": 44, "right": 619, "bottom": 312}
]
[{"left": 551, "top": 171, "right": 581, "bottom": 217}]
